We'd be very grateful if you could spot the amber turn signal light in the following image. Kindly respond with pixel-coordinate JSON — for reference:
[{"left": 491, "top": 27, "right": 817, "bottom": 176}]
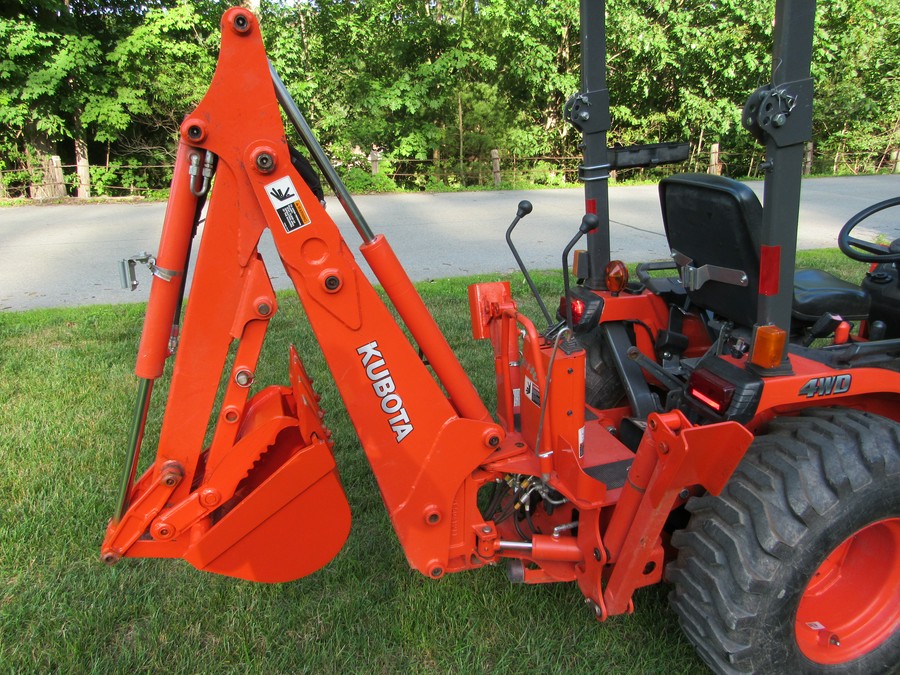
[
  {"left": 750, "top": 324, "right": 787, "bottom": 369},
  {"left": 605, "top": 261, "right": 629, "bottom": 295}
]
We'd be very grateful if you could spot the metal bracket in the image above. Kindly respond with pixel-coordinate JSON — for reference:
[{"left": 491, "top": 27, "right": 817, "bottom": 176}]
[
  {"left": 742, "top": 78, "right": 813, "bottom": 148},
  {"left": 119, "top": 252, "right": 181, "bottom": 291},
  {"left": 672, "top": 250, "right": 748, "bottom": 291},
  {"left": 564, "top": 89, "right": 611, "bottom": 135}
]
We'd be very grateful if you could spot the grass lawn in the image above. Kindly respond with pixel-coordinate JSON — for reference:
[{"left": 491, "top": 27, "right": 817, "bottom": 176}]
[{"left": 0, "top": 250, "right": 865, "bottom": 673}]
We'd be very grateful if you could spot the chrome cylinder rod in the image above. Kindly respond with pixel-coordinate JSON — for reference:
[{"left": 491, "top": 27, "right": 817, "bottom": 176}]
[
  {"left": 270, "top": 63, "right": 375, "bottom": 244},
  {"left": 115, "top": 378, "right": 153, "bottom": 522}
]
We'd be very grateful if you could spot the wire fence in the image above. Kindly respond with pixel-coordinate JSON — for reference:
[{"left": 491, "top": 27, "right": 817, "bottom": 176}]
[{"left": 3, "top": 144, "right": 898, "bottom": 200}]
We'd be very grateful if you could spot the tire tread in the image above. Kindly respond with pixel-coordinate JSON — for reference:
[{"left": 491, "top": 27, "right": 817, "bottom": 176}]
[{"left": 668, "top": 408, "right": 900, "bottom": 674}]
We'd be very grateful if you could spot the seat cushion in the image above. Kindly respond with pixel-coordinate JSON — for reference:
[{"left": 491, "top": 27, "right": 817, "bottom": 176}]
[{"left": 792, "top": 269, "right": 871, "bottom": 322}]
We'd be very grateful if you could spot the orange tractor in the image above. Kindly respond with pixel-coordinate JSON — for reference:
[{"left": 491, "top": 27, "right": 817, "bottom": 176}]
[{"left": 102, "top": 3, "right": 899, "bottom": 672}]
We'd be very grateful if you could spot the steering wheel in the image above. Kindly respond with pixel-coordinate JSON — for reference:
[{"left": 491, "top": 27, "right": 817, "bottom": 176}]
[{"left": 837, "top": 196, "right": 900, "bottom": 262}]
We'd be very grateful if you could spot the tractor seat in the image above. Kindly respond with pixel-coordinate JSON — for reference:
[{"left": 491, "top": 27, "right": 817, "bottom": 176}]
[
  {"left": 792, "top": 269, "right": 870, "bottom": 322},
  {"left": 659, "top": 174, "right": 871, "bottom": 328}
]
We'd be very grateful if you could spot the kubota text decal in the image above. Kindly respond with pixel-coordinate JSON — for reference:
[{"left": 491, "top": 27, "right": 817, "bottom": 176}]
[
  {"left": 798, "top": 374, "right": 851, "bottom": 398},
  {"left": 357, "top": 341, "right": 414, "bottom": 442}
]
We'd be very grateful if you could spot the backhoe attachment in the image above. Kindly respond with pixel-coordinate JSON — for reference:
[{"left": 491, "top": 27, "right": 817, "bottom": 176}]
[
  {"left": 102, "top": 9, "right": 754, "bottom": 618},
  {"left": 99, "top": 10, "right": 356, "bottom": 582},
  {"left": 101, "top": 8, "right": 500, "bottom": 582}
]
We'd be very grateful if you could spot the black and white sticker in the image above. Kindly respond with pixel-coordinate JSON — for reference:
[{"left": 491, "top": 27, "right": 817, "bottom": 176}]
[
  {"left": 523, "top": 376, "right": 540, "bottom": 406},
  {"left": 265, "top": 175, "right": 311, "bottom": 233}
]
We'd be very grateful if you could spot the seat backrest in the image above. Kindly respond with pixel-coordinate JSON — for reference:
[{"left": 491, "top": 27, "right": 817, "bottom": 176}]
[{"left": 659, "top": 174, "right": 762, "bottom": 327}]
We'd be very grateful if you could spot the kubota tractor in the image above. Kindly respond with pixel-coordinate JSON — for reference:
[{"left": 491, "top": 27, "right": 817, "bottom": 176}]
[{"left": 102, "top": 2, "right": 898, "bottom": 672}]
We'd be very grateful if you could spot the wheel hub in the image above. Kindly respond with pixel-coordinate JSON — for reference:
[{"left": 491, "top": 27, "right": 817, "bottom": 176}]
[{"left": 795, "top": 517, "right": 900, "bottom": 664}]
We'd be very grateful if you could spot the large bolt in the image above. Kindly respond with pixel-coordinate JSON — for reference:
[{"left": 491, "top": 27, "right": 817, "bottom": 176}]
[
  {"left": 235, "top": 369, "right": 254, "bottom": 387},
  {"left": 101, "top": 552, "right": 120, "bottom": 566},
  {"left": 233, "top": 13, "right": 251, "bottom": 33},
  {"left": 200, "top": 488, "right": 221, "bottom": 507},
  {"left": 161, "top": 471, "right": 181, "bottom": 488},
  {"left": 324, "top": 275, "right": 341, "bottom": 291},
  {"left": 255, "top": 152, "right": 275, "bottom": 173},
  {"left": 153, "top": 522, "right": 174, "bottom": 540},
  {"left": 159, "top": 462, "right": 183, "bottom": 488}
]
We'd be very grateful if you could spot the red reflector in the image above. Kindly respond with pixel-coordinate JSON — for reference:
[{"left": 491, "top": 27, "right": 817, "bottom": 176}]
[
  {"left": 759, "top": 245, "right": 781, "bottom": 296},
  {"left": 688, "top": 369, "right": 736, "bottom": 413}
]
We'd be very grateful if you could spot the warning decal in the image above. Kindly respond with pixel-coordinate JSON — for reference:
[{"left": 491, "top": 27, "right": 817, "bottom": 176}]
[
  {"left": 523, "top": 376, "right": 541, "bottom": 406},
  {"left": 265, "top": 175, "right": 311, "bottom": 233}
]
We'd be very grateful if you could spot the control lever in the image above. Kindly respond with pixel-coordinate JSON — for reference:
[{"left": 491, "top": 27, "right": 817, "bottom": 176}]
[
  {"left": 505, "top": 200, "right": 553, "bottom": 326},
  {"left": 561, "top": 214, "right": 600, "bottom": 332},
  {"left": 801, "top": 313, "right": 843, "bottom": 347}
]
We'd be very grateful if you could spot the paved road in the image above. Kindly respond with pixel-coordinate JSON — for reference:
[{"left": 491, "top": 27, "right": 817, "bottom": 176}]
[{"left": 1, "top": 175, "right": 897, "bottom": 311}]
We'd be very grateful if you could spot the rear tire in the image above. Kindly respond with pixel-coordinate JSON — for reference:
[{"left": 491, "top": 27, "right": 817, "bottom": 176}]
[
  {"left": 579, "top": 329, "right": 624, "bottom": 409},
  {"left": 667, "top": 408, "right": 900, "bottom": 674}
]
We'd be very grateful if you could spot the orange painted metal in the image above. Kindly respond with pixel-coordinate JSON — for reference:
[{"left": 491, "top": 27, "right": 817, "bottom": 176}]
[
  {"left": 102, "top": 8, "right": 502, "bottom": 582},
  {"left": 361, "top": 234, "right": 490, "bottom": 423},
  {"left": 795, "top": 518, "right": 900, "bottom": 664},
  {"left": 754, "top": 352, "right": 900, "bottom": 424},
  {"left": 135, "top": 142, "right": 200, "bottom": 381},
  {"left": 104, "top": 8, "right": 887, "bottom": 625},
  {"left": 602, "top": 411, "right": 753, "bottom": 615}
]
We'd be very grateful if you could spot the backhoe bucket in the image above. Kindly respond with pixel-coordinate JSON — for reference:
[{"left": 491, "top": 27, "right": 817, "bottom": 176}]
[
  {"left": 103, "top": 348, "right": 351, "bottom": 583},
  {"left": 184, "top": 425, "right": 351, "bottom": 583}
]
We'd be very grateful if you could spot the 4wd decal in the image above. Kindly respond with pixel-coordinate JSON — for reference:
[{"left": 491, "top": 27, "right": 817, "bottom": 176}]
[
  {"left": 357, "top": 341, "right": 413, "bottom": 442},
  {"left": 799, "top": 374, "right": 851, "bottom": 399}
]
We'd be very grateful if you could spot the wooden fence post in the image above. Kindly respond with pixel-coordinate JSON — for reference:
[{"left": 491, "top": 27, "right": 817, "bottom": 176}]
[
  {"left": 491, "top": 149, "right": 501, "bottom": 187},
  {"left": 77, "top": 157, "right": 91, "bottom": 198},
  {"left": 708, "top": 143, "right": 721, "bottom": 175},
  {"left": 892, "top": 149, "right": 900, "bottom": 174},
  {"left": 803, "top": 142, "right": 814, "bottom": 175},
  {"left": 32, "top": 155, "right": 67, "bottom": 199},
  {"left": 368, "top": 149, "right": 381, "bottom": 175}
]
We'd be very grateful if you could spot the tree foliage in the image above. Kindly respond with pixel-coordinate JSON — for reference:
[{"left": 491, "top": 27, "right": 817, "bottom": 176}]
[{"left": 1, "top": 0, "right": 898, "bottom": 193}]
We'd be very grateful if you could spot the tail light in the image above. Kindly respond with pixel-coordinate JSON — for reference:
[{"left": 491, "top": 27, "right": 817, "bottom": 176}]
[
  {"left": 558, "top": 286, "right": 604, "bottom": 333},
  {"left": 687, "top": 368, "right": 736, "bottom": 413}
]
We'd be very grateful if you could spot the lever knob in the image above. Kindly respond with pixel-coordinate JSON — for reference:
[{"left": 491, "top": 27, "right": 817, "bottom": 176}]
[
  {"left": 517, "top": 200, "right": 533, "bottom": 218},
  {"left": 580, "top": 213, "right": 600, "bottom": 234}
]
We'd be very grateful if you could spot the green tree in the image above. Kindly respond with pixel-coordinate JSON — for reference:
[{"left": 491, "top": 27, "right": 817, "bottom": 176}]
[
  {"left": 95, "top": 2, "right": 224, "bottom": 160},
  {"left": 813, "top": 0, "right": 900, "bottom": 172}
]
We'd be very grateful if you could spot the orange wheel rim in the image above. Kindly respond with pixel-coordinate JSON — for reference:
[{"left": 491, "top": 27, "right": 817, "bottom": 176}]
[{"left": 795, "top": 518, "right": 900, "bottom": 664}]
